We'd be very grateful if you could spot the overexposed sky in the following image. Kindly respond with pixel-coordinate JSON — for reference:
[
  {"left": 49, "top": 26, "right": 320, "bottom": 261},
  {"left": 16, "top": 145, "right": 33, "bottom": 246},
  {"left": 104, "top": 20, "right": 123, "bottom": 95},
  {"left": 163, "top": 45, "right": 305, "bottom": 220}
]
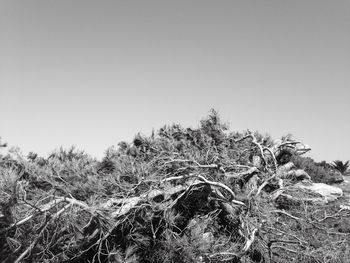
[{"left": 1, "top": 1, "right": 349, "bottom": 161}]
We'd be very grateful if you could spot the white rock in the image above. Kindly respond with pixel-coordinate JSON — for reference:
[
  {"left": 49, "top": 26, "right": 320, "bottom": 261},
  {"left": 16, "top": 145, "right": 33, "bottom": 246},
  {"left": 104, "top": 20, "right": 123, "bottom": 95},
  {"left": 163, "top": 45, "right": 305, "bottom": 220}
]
[
  {"left": 340, "top": 205, "right": 350, "bottom": 210},
  {"left": 295, "top": 182, "right": 343, "bottom": 203},
  {"left": 286, "top": 169, "right": 311, "bottom": 180}
]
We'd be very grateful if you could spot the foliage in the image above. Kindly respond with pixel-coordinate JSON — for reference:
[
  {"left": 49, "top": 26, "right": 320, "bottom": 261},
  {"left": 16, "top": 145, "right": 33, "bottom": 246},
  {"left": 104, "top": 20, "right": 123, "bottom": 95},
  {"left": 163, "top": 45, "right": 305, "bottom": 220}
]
[
  {"left": 291, "top": 155, "right": 344, "bottom": 184},
  {"left": 332, "top": 160, "right": 350, "bottom": 175},
  {"left": 0, "top": 110, "right": 349, "bottom": 263},
  {"left": 291, "top": 156, "right": 329, "bottom": 183}
]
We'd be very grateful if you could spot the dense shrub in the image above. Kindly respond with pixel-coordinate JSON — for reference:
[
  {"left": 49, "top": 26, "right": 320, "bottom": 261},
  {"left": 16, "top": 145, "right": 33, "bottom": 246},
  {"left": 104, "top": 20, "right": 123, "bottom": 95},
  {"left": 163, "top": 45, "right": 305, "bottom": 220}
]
[
  {"left": 291, "top": 155, "right": 344, "bottom": 184},
  {"left": 0, "top": 110, "right": 349, "bottom": 263},
  {"left": 332, "top": 160, "right": 350, "bottom": 175}
]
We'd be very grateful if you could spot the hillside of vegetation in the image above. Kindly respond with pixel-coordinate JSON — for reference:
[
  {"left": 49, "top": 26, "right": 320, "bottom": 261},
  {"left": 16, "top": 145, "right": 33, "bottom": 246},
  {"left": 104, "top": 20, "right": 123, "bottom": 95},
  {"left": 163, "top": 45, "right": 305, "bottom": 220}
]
[{"left": 0, "top": 110, "right": 350, "bottom": 263}]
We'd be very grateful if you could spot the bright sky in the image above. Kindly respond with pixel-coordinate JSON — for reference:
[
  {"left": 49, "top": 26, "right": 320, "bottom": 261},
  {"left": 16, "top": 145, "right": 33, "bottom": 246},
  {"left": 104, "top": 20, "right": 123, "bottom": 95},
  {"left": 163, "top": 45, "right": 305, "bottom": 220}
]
[{"left": 1, "top": 1, "right": 349, "bottom": 161}]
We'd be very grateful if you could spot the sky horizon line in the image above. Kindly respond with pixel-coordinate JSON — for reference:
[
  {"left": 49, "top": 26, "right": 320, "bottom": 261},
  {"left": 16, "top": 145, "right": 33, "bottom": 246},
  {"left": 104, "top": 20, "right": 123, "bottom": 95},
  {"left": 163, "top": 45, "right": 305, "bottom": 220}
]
[
  {"left": 0, "top": 111, "right": 345, "bottom": 163},
  {"left": 1, "top": 1, "right": 349, "bottom": 162}
]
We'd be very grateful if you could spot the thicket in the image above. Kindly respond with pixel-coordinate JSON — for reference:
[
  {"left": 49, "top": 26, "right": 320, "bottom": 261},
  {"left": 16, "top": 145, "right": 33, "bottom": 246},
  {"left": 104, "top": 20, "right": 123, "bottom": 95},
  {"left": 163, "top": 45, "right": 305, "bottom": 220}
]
[
  {"left": 291, "top": 156, "right": 344, "bottom": 184},
  {"left": 0, "top": 110, "right": 349, "bottom": 263}
]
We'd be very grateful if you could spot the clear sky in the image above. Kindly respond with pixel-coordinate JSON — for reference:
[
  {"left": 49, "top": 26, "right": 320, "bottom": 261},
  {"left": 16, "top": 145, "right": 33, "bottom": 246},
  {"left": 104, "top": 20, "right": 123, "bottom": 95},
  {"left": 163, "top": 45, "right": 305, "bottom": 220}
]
[{"left": 1, "top": 1, "right": 349, "bottom": 161}]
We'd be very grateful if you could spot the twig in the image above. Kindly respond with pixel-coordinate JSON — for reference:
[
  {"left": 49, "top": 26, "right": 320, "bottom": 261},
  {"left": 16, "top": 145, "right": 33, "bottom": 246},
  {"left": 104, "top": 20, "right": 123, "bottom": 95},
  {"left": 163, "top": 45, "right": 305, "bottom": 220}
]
[
  {"left": 235, "top": 134, "right": 268, "bottom": 165},
  {"left": 240, "top": 227, "right": 259, "bottom": 255},
  {"left": 271, "top": 210, "right": 303, "bottom": 221},
  {"left": 9, "top": 197, "right": 91, "bottom": 230},
  {"left": 263, "top": 147, "right": 278, "bottom": 171},
  {"left": 316, "top": 207, "right": 350, "bottom": 222},
  {"left": 271, "top": 245, "right": 298, "bottom": 254},
  {"left": 14, "top": 203, "right": 72, "bottom": 263},
  {"left": 225, "top": 167, "right": 259, "bottom": 179},
  {"left": 256, "top": 173, "right": 276, "bottom": 195},
  {"left": 163, "top": 158, "right": 225, "bottom": 172}
]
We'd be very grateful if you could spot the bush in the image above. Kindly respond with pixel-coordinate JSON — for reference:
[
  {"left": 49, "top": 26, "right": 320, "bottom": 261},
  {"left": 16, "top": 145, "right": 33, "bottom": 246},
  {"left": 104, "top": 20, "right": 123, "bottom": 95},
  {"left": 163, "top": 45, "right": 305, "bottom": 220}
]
[
  {"left": 1, "top": 110, "right": 349, "bottom": 263},
  {"left": 291, "top": 155, "right": 344, "bottom": 184}
]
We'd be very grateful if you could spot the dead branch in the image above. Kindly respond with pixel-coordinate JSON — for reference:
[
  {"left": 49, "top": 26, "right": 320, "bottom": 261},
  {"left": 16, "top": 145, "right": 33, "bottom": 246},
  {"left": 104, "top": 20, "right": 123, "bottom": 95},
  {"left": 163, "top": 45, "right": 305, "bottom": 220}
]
[
  {"left": 162, "top": 173, "right": 245, "bottom": 206},
  {"left": 162, "top": 158, "right": 226, "bottom": 173},
  {"left": 262, "top": 146, "right": 278, "bottom": 171},
  {"left": 256, "top": 173, "right": 277, "bottom": 195},
  {"left": 271, "top": 245, "right": 298, "bottom": 254},
  {"left": 225, "top": 167, "right": 259, "bottom": 180},
  {"left": 234, "top": 133, "right": 279, "bottom": 172},
  {"left": 271, "top": 210, "right": 303, "bottom": 221},
  {"left": 315, "top": 207, "right": 350, "bottom": 223},
  {"left": 238, "top": 227, "right": 259, "bottom": 256},
  {"left": 7, "top": 197, "right": 92, "bottom": 233},
  {"left": 234, "top": 134, "right": 268, "bottom": 166},
  {"left": 14, "top": 202, "right": 73, "bottom": 263}
]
